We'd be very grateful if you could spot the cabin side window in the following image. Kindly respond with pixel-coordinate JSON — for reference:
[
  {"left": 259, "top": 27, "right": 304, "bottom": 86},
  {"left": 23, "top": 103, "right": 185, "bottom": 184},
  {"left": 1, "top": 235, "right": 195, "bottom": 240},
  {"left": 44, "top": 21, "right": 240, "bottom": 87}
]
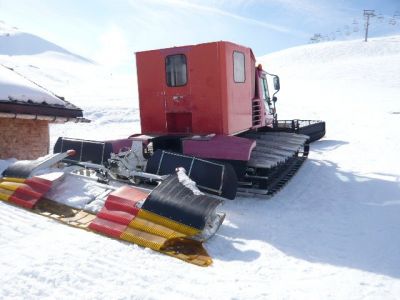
[
  {"left": 261, "top": 76, "right": 270, "bottom": 102},
  {"left": 166, "top": 54, "right": 187, "bottom": 87},
  {"left": 233, "top": 51, "right": 245, "bottom": 83}
]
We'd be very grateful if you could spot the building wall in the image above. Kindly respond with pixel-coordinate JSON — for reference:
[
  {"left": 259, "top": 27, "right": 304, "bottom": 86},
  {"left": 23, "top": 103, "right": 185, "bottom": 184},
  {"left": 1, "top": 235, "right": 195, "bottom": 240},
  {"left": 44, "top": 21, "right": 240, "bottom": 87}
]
[{"left": 0, "top": 118, "right": 49, "bottom": 160}]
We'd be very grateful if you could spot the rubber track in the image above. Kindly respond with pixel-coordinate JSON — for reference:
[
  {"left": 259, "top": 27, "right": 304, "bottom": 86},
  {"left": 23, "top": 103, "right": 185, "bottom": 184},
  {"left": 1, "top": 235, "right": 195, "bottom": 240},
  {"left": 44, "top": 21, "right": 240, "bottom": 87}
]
[
  {"left": 265, "top": 154, "right": 308, "bottom": 195},
  {"left": 239, "top": 132, "right": 310, "bottom": 197}
]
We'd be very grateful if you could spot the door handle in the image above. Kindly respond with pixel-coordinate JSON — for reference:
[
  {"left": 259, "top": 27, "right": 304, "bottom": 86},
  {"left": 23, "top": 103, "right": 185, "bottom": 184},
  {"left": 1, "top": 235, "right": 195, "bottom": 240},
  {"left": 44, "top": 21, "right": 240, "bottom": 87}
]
[{"left": 173, "top": 95, "right": 184, "bottom": 102}]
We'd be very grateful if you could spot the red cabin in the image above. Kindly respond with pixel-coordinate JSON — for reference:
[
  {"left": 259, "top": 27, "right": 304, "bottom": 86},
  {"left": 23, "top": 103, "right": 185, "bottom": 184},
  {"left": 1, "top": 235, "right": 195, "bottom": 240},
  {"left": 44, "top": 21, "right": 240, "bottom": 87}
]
[
  {"left": 53, "top": 41, "right": 324, "bottom": 200},
  {"left": 136, "top": 41, "right": 261, "bottom": 136}
]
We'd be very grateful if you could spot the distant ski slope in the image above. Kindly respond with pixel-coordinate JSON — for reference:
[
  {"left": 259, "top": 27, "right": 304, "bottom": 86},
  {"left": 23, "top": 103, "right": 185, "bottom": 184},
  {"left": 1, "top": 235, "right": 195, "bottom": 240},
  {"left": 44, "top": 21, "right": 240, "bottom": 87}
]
[{"left": 1, "top": 33, "right": 400, "bottom": 299}]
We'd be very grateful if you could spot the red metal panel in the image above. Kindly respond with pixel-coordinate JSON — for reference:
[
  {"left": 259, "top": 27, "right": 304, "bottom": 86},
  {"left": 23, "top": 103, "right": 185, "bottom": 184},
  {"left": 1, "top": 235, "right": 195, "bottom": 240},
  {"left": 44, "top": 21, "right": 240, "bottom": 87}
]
[
  {"left": 104, "top": 138, "right": 134, "bottom": 154},
  {"left": 90, "top": 185, "right": 149, "bottom": 237},
  {"left": 8, "top": 176, "right": 55, "bottom": 209},
  {"left": 182, "top": 135, "right": 256, "bottom": 161},
  {"left": 186, "top": 42, "right": 224, "bottom": 135},
  {"left": 9, "top": 192, "right": 39, "bottom": 209},
  {"left": 25, "top": 177, "right": 52, "bottom": 194},
  {"left": 166, "top": 112, "right": 192, "bottom": 133},
  {"left": 136, "top": 41, "right": 254, "bottom": 136},
  {"left": 88, "top": 218, "right": 127, "bottom": 238},
  {"left": 136, "top": 50, "right": 167, "bottom": 134},
  {"left": 105, "top": 186, "right": 148, "bottom": 215},
  {"left": 223, "top": 42, "right": 253, "bottom": 134},
  {"left": 97, "top": 206, "right": 136, "bottom": 226},
  {"left": 13, "top": 183, "right": 42, "bottom": 198}
]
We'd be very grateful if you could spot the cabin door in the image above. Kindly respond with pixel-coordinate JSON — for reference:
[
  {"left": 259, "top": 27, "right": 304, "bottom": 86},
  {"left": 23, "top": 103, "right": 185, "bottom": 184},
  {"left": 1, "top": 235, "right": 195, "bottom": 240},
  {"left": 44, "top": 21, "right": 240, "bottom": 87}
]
[{"left": 163, "top": 53, "right": 192, "bottom": 133}]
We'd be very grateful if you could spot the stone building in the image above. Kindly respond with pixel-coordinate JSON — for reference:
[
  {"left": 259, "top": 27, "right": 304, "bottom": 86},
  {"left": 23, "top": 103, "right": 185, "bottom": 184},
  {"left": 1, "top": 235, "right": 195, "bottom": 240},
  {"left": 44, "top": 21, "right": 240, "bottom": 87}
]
[{"left": 0, "top": 65, "right": 84, "bottom": 159}]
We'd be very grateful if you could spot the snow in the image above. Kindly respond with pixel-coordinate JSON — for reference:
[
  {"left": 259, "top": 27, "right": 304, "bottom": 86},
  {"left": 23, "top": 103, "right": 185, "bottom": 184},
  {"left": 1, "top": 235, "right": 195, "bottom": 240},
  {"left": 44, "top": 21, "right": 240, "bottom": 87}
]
[
  {"left": 0, "top": 25, "right": 88, "bottom": 107},
  {"left": 0, "top": 65, "right": 67, "bottom": 105},
  {"left": 44, "top": 172, "right": 112, "bottom": 213},
  {"left": 0, "top": 25, "right": 135, "bottom": 112},
  {"left": 176, "top": 167, "right": 204, "bottom": 195},
  {"left": 1, "top": 31, "right": 400, "bottom": 299},
  {"left": 0, "top": 158, "right": 15, "bottom": 174},
  {"left": 0, "top": 31, "right": 90, "bottom": 63}
]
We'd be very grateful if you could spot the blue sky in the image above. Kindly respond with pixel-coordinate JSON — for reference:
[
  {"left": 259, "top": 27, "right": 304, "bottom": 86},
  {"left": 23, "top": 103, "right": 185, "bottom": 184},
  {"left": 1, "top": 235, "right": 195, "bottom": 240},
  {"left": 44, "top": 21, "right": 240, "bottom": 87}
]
[{"left": 1, "top": 0, "right": 399, "bottom": 68}]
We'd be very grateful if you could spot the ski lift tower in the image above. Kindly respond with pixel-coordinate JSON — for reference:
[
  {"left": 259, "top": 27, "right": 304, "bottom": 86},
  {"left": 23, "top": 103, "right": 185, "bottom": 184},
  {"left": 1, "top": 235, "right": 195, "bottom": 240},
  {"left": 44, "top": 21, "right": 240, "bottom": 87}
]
[{"left": 364, "top": 10, "right": 375, "bottom": 42}]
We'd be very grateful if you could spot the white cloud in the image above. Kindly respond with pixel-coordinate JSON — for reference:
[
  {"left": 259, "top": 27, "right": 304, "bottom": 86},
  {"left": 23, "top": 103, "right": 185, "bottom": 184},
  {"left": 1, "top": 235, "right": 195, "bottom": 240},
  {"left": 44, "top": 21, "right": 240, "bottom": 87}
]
[
  {"left": 209, "top": 0, "right": 335, "bottom": 17},
  {"left": 143, "top": 0, "right": 351, "bottom": 33},
  {"left": 260, "top": 0, "right": 359, "bottom": 25},
  {"left": 140, "top": 0, "right": 297, "bottom": 34}
]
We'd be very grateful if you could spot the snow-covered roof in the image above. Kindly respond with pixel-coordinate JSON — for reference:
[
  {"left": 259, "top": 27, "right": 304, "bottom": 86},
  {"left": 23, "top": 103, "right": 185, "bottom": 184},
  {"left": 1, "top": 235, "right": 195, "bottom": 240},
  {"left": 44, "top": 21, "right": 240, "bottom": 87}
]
[
  {"left": 0, "top": 64, "right": 82, "bottom": 119},
  {"left": 0, "top": 65, "right": 67, "bottom": 105}
]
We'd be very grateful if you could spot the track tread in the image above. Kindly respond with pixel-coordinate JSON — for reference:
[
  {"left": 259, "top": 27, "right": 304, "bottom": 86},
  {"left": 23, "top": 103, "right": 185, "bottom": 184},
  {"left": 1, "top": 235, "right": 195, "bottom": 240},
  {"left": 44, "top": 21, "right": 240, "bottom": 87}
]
[{"left": 239, "top": 131, "right": 310, "bottom": 197}]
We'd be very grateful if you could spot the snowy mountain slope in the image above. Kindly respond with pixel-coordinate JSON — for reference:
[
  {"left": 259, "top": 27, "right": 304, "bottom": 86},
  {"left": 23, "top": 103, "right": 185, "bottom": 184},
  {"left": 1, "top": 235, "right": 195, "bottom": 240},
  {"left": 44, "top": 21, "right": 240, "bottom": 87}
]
[
  {"left": 0, "top": 23, "right": 138, "bottom": 145},
  {"left": 259, "top": 36, "right": 400, "bottom": 176},
  {"left": 0, "top": 31, "right": 91, "bottom": 63},
  {"left": 0, "top": 22, "right": 94, "bottom": 96},
  {"left": 1, "top": 35, "right": 400, "bottom": 299}
]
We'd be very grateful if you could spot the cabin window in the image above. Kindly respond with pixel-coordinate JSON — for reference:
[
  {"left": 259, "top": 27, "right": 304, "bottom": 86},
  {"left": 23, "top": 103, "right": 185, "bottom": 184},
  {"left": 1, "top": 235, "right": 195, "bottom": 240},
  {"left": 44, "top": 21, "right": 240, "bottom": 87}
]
[
  {"left": 261, "top": 77, "right": 270, "bottom": 102},
  {"left": 233, "top": 51, "right": 245, "bottom": 83},
  {"left": 166, "top": 54, "right": 187, "bottom": 87}
]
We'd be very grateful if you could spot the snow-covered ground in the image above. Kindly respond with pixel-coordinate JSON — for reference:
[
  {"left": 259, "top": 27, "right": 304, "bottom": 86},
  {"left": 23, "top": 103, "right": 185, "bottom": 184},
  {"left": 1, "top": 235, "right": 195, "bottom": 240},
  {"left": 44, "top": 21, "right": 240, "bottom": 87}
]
[{"left": 1, "top": 27, "right": 400, "bottom": 299}]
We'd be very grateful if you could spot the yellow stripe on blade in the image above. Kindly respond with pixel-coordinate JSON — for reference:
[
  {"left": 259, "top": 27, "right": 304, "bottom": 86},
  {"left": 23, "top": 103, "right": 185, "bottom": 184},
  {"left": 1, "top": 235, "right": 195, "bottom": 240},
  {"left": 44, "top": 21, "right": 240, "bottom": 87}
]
[
  {"left": 120, "top": 227, "right": 167, "bottom": 251},
  {"left": 1, "top": 177, "right": 26, "bottom": 184},
  {"left": 138, "top": 209, "right": 200, "bottom": 237},
  {"left": 129, "top": 216, "right": 186, "bottom": 240},
  {"left": 0, "top": 181, "right": 26, "bottom": 192},
  {"left": 0, "top": 188, "right": 13, "bottom": 201}
]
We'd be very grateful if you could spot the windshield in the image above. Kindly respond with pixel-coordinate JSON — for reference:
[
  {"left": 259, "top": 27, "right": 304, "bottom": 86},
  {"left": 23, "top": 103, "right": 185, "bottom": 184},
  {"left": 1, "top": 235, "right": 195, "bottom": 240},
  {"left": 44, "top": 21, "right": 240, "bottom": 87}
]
[{"left": 260, "top": 75, "right": 270, "bottom": 103}]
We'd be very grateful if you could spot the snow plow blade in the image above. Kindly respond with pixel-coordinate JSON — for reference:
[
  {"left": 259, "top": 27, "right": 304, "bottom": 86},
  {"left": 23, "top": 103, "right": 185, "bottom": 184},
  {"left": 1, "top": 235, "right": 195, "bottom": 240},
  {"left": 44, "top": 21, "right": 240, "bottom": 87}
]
[
  {"left": 53, "top": 137, "right": 238, "bottom": 200},
  {"left": 142, "top": 173, "right": 224, "bottom": 231},
  {"left": 0, "top": 172, "right": 64, "bottom": 208},
  {"left": 2, "top": 150, "right": 76, "bottom": 178},
  {"left": 146, "top": 150, "right": 238, "bottom": 200},
  {"left": 0, "top": 169, "right": 224, "bottom": 266}
]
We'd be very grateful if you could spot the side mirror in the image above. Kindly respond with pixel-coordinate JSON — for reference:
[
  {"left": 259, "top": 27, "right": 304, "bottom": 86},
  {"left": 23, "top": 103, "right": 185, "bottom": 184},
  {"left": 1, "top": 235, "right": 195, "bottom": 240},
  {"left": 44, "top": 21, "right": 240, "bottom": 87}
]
[{"left": 273, "top": 76, "right": 280, "bottom": 91}]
